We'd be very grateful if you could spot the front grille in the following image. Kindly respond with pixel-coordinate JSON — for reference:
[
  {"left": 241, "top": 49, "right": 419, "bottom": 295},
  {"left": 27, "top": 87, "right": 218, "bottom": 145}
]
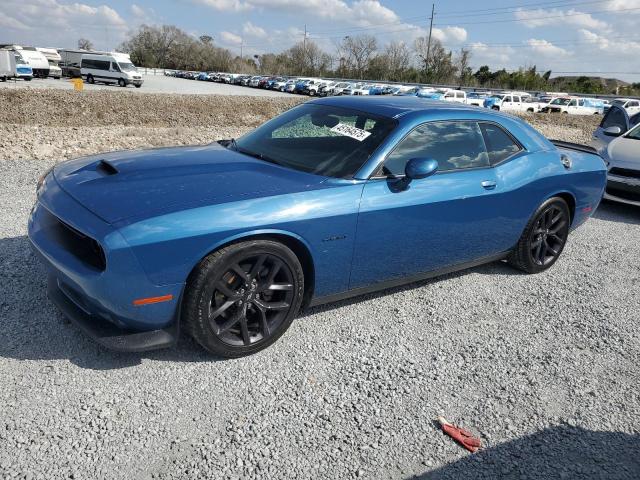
[
  {"left": 44, "top": 209, "right": 106, "bottom": 271},
  {"left": 609, "top": 167, "right": 640, "bottom": 179}
]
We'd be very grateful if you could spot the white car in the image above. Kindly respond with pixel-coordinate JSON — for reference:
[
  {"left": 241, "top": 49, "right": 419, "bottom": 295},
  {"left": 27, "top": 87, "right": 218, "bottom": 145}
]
[
  {"left": 610, "top": 98, "right": 640, "bottom": 116},
  {"left": 442, "top": 89, "right": 467, "bottom": 103},
  {"left": 598, "top": 118, "right": 640, "bottom": 206},
  {"left": 331, "top": 82, "right": 352, "bottom": 95},
  {"left": 540, "top": 97, "right": 603, "bottom": 115}
]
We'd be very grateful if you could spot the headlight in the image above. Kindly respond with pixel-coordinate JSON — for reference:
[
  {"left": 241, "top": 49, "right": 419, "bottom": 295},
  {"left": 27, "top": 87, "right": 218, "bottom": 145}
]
[{"left": 36, "top": 166, "right": 54, "bottom": 195}]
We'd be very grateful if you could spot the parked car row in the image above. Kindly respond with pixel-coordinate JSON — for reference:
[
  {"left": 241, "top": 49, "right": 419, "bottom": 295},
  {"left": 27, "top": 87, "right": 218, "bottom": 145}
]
[{"left": 166, "top": 70, "right": 639, "bottom": 117}]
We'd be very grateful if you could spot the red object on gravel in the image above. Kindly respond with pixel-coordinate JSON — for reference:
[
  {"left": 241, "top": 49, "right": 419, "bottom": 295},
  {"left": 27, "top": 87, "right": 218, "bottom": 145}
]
[{"left": 437, "top": 416, "right": 482, "bottom": 453}]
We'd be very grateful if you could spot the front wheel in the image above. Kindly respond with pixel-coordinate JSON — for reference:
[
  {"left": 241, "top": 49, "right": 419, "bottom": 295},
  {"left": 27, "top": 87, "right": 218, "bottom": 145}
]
[
  {"left": 86, "top": 74, "right": 94, "bottom": 84},
  {"left": 118, "top": 78, "right": 126, "bottom": 87},
  {"left": 508, "top": 197, "right": 570, "bottom": 274},
  {"left": 183, "top": 240, "right": 304, "bottom": 357}
]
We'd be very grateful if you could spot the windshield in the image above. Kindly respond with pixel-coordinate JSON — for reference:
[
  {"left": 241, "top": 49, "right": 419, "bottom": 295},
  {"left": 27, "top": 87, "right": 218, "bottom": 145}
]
[
  {"left": 14, "top": 51, "right": 25, "bottom": 63},
  {"left": 550, "top": 98, "right": 571, "bottom": 105},
  {"left": 626, "top": 123, "right": 640, "bottom": 140},
  {"left": 235, "top": 104, "right": 396, "bottom": 178},
  {"left": 489, "top": 95, "right": 504, "bottom": 100},
  {"left": 118, "top": 62, "right": 137, "bottom": 72}
]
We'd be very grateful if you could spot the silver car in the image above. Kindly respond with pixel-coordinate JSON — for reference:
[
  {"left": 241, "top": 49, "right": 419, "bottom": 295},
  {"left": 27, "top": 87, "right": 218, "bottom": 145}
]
[{"left": 591, "top": 106, "right": 640, "bottom": 206}]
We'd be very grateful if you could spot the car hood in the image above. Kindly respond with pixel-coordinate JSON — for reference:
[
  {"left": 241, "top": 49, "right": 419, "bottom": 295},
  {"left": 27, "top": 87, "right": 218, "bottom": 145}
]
[
  {"left": 607, "top": 137, "right": 640, "bottom": 169},
  {"left": 54, "top": 143, "right": 328, "bottom": 224}
]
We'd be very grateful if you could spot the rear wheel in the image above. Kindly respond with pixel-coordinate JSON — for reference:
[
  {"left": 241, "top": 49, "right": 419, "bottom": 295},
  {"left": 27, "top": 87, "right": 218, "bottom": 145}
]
[
  {"left": 508, "top": 197, "right": 570, "bottom": 274},
  {"left": 86, "top": 74, "right": 94, "bottom": 84},
  {"left": 183, "top": 240, "right": 304, "bottom": 357}
]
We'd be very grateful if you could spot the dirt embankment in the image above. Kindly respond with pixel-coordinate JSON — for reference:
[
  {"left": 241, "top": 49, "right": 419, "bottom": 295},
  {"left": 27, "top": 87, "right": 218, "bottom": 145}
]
[{"left": 0, "top": 89, "right": 600, "bottom": 161}]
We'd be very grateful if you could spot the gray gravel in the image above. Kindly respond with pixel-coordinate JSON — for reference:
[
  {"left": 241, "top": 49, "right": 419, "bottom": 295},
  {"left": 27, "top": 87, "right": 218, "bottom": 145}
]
[
  {"left": 0, "top": 74, "right": 290, "bottom": 96},
  {"left": 0, "top": 94, "right": 639, "bottom": 480}
]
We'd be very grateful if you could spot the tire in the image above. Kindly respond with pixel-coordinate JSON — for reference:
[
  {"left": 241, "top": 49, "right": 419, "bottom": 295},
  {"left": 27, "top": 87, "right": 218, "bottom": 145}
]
[
  {"left": 183, "top": 240, "right": 304, "bottom": 357},
  {"left": 135, "top": 84, "right": 141, "bottom": 88},
  {"left": 492, "top": 106, "right": 500, "bottom": 111},
  {"left": 508, "top": 197, "right": 571, "bottom": 274},
  {"left": 86, "top": 74, "right": 94, "bottom": 84},
  {"left": 25, "top": 77, "right": 32, "bottom": 82},
  {"left": 118, "top": 78, "right": 126, "bottom": 87}
]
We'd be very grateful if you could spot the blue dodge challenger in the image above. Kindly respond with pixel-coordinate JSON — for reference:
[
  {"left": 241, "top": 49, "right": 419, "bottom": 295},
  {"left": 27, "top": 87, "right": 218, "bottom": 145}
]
[{"left": 28, "top": 97, "right": 607, "bottom": 357}]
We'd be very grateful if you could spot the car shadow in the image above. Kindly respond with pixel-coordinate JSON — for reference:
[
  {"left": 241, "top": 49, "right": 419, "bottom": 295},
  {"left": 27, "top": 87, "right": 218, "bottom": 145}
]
[
  {"left": 0, "top": 235, "right": 224, "bottom": 370},
  {"left": 593, "top": 199, "right": 640, "bottom": 225},
  {"left": 406, "top": 425, "right": 640, "bottom": 480}
]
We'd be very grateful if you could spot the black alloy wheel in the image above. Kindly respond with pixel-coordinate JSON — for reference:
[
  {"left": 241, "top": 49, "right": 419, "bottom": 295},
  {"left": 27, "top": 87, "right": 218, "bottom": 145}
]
[
  {"left": 529, "top": 203, "right": 569, "bottom": 267},
  {"left": 183, "top": 240, "right": 304, "bottom": 357},
  {"left": 508, "top": 197, "right": 570, "bottom": 273},
  {"left": 207, "top": 253, "right": 295, "bottom": 347},
  {"left": 86, "top": 74, "right": 94, "bottom": 84}
]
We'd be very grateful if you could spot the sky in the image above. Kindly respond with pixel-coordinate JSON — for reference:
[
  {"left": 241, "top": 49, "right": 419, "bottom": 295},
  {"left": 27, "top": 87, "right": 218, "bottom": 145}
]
[{"left": 1, "top": 0, "right": 640, "bottom": 82}]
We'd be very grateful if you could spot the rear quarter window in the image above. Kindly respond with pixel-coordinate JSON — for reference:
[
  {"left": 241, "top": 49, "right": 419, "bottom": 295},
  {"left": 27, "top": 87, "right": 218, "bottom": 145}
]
[{"left": 480, "top": 123, "right": 522, "bottom": 165}]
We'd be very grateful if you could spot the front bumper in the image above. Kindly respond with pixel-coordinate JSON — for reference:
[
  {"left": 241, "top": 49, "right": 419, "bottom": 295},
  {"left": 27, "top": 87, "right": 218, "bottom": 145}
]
[
  {"left": 604, "top": 175, "right": 640, "bottom": 206},
  {"left": 127, "top": 78, "right": 144, "bottom": 86},
  {"left": 48, "top": 275, "right": 178, "bottom": 352},
  {"left": 28, "top": 175, "right": 184, "bottom": 350}
]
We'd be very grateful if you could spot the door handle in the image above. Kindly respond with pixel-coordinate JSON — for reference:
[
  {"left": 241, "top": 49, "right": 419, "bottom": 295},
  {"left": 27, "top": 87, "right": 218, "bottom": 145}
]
[{"left": 481, "top": 180, "right": 497, "bottom": 190}]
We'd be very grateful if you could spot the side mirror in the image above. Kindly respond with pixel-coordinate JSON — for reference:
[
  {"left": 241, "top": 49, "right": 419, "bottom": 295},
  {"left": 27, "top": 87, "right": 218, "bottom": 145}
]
[
  {"left": 603, "top": 126, "right": 623, "bottom": 137},
  {"left": 405, "top": 158, "right": 439, "bottom": 180}
]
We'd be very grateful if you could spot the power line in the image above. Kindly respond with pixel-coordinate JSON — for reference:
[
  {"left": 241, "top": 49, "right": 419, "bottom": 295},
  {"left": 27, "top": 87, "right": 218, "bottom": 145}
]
[{"left": 434, "top": 6, "right": 640, "bottom": 26}]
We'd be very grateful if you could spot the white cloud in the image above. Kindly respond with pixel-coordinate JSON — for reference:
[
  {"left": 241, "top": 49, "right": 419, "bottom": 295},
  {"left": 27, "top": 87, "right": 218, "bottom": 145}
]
[
  {"left": 433, "top": 26, "right": 468, "bottom": 43},
  {"left": 131, "top": 4, "right": 145, "bottom": 17},
  {"left": 467, "top": 42, "right": 515, "bottom": 65},
  {"left": 526, "top": 38, "right": 570, "bottom": 57},
  {"left": 578, "top": 28, "right": 640, "bottom": 54},
  {"left": 514, "top": 8, "right": 609, "bottom": 30},
  {"left": 243, "top": 21, "right": 267, "bottom": 38},
  {"left": 0, "top": 0, "right": 127, "bottom": 49},
  {"left": 192, "top": 0, "right": 250, "bottom": 12},
  {"left": 220, "top": 31, "right": 242, "bottom": 45}
]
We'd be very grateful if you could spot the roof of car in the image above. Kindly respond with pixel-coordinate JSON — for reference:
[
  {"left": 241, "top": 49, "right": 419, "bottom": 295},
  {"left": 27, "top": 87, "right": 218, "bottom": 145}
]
[{"left": 310, "top": 95, "right": 485, "bottom": 119}]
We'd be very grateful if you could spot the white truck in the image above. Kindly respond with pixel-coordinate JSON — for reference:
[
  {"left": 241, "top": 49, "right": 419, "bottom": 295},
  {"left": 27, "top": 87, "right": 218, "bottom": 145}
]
[
  {"left": 36, "top": 48, "right": 62, "bottom": 79},
  {"left": 14, "top": 46, "right": 49, "bottom": 77},
  {"left": 483, "top": 92, "right": 531, "bottom": 112},
  {"left": 0, "top": 50, "right": 16, "bottom": 81}
]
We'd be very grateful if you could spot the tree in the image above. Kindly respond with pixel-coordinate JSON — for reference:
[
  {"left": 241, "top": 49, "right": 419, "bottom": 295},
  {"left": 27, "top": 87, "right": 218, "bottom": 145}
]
[
  {"left": 199, "top": 35, "right": 213, "bottom": 45},
  {"left": 383, "top": 41, "right": 411, "bottom": 80},
  {"left": 414, "top": 37, "right": 456, "bottom": 83},
  {"left": 77, "top": 38, "right": 94, "bottom": 50},
  {"left": 340, "top": 35, "right": 377, "bottom": 78},
  {"left": 455, "top": 48, "right": 472, "bottom": 85}
]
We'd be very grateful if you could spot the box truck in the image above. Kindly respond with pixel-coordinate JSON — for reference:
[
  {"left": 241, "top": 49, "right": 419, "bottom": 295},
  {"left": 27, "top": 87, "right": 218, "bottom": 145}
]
[{"left": 0, "top": 50, "right": 16, "bottom": 81}]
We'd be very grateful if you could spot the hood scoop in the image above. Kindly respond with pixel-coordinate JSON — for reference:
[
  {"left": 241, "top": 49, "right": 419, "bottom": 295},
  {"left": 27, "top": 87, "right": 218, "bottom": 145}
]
[{"left": 96, "top": 159, "right": 119, "bottom": 176}]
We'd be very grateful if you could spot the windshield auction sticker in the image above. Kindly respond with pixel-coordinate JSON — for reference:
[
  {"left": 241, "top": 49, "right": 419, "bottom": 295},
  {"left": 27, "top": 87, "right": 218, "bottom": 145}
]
[{"left": 330, "top": 123, "right": 371, "bottom": 141}]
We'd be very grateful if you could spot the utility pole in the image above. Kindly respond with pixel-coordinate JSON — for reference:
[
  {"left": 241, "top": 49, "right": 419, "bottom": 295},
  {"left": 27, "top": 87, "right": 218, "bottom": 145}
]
[
  {"left": 240, "top": 38, "right": 243, "bottom": 61},
  {"left": 425, "top": 4, "right": 435, "bottom": 73},
  {"left": 303, "top": 24, "right": 307, "bottom": 51}
]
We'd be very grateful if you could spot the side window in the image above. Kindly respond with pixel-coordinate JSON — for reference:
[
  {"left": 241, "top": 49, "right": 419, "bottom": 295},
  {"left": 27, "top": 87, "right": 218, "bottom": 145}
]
[
  {"left": 578, "top": 99, "right": 585, "bottom": 106},
  {"left": 382, "top": 121, "right": 490, "bottom": 176},
  {"left": 480, "top": 123, "right": 522, "bottom": 165},
  {"left": 630, "top": 113, "right": 640, "bottom": 127},
  {"left": 629, "top": 101, "right": 639, "bottom": 108},
  {"left": 568, "top": 99, "right": 577, "bottom": 107},
  {"left": 514, "top": 96, "right": 521, "bottom": 103},
  {"left": 112, "top": 62, "right": 121, "bottom": 72},
  {"left": 456, "top": 92, "right": 464, "bottom": 99}
]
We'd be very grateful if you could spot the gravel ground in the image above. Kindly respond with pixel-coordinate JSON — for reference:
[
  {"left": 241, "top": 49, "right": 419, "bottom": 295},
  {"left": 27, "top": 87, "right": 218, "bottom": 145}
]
[
  {"left": 0, "top": 91, "right": 638, "bottom": 479},
  {"left": 0, "top": 75, "right": 290, "bottom": 96}
]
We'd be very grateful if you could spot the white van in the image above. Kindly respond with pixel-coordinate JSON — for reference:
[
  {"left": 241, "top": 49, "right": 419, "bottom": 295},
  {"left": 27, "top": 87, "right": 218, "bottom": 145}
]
[
  {"left": 0, "top": 50, "right": 16, "bottom": 81},
  {"left": 36, "top": 48, "right": 62, "bottom": 79},
  {"left": 81, "top": 53, "right": 143, "bottom": 88}
]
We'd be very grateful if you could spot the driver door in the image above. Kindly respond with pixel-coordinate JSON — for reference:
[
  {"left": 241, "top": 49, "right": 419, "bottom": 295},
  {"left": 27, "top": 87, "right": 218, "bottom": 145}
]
[{"left": 350, "top": 120, "right": 516, "bottom": 289}]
